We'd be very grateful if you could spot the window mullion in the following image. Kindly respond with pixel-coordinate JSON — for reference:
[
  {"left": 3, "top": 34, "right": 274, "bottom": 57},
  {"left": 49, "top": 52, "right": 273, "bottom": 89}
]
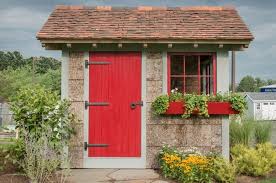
[
  {"left": 198, "top": 55, "right": 201, "bottom": 95},
  {"left": 183, "top": 56, "right": 186, "bottom": 94},
  {"left": 212, "top": 54, "right": 217, "bottom": 94}
]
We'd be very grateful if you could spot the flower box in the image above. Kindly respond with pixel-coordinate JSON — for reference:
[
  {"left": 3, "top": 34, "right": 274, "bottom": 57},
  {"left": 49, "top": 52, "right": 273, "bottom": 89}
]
[{"left": 165, "top": 101, "right": 239, "bottom": 115}]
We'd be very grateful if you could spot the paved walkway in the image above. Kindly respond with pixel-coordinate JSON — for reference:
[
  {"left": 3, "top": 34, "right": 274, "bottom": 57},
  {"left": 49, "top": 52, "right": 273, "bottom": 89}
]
[{"left": 68, "top": 169, "right": 172, "bottom": 183}]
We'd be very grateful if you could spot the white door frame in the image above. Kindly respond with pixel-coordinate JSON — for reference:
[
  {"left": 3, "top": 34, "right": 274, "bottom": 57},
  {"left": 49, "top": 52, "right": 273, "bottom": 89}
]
[{"left": 83, "top": 51, "right": 147, "bottom": 168}]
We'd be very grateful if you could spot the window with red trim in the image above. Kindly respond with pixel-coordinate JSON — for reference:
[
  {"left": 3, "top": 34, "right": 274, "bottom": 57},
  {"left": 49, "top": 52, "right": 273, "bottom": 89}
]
[{"left": 168, "top": 53, "right": 216, "bottom": 94}]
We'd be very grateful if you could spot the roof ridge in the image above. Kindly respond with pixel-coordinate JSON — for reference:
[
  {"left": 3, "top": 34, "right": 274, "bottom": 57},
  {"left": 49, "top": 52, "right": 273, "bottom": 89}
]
[{"left": 54, "top": 5, "right": 235, "bottom": 11}]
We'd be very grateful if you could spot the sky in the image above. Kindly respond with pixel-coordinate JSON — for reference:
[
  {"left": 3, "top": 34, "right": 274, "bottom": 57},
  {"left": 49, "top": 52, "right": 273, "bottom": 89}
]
[{"left": 0, "top": 0, "right": 275, "bottom": 81}]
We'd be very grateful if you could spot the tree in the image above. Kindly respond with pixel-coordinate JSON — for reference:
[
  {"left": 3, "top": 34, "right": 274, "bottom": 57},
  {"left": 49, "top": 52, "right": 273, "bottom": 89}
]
[
  {"left": 0, "top": 66, "right": 61, "bottom": 101},
  {"left": 237, "top": 75, "right": 256, "bottom": 92},
  {"left": 0, "top": 51, "right": 25, "bottom": 70},
  {"left": 0, "top": 51, "right": 61, "bottom": 73},
  {"left": 25, "top": 56, "right": 61, "bottom": 74}
]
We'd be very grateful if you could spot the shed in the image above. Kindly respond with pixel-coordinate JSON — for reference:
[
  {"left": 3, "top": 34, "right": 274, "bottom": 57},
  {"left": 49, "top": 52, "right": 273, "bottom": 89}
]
[
  {"left": 260, "top": 84, "right": 276, "bottom": 92},
  {"left": 37, "top": 5, "right": 253, "bottom": 168},
  {"left": 245, "top": 92, "right": 276, "bottom": 120}
]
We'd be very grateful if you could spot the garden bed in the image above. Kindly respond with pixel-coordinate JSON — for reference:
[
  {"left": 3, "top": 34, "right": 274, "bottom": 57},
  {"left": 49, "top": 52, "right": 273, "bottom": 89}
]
[{"left": 165, "top": 101, "right": 239, "bottom": 115}]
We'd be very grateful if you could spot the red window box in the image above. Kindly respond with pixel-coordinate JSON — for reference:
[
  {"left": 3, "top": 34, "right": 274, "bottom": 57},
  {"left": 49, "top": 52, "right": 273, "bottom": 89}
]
[{"left": 165, "top": 101, "right": 239, "bottom": 115}]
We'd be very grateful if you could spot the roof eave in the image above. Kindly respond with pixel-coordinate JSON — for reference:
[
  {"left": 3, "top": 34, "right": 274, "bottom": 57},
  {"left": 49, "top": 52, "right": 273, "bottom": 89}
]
[{"left": 37, "top": 38, "right": 253, "bottom": 45}]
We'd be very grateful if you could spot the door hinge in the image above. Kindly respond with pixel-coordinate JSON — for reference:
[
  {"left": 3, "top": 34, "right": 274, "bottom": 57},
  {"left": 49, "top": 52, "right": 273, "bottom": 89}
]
[
  {"left": 84, "top": 142, "right": 109, "bottom": 151},
  {"left": 85, "top": 101, "right": 110, "bottom": 109},
  {"left": 85, "top": 60, "right": 111, "bottom": 68}
]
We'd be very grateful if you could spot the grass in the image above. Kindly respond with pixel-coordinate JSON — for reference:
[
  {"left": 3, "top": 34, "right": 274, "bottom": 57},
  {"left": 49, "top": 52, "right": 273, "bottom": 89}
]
[
  {"left": 230, "top": 119, "right": 273, "bottom": 146},
  {"left": 255, "top": 121, "right": 272, "bottom": 144},
  {"left": 230, "top": 119, "right": 254, "bottom": 146},
  {"left": 259, "top": 178, "right": 276, "bottom": 183}
]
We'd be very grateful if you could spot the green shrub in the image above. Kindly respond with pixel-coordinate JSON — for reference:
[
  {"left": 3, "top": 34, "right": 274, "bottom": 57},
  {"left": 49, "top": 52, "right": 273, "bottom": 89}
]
[
  {"left": 151, "top": 95, "right": 169, "bottom": 115},
  {"left": 1, "top": 138, "right": 25, "bottom": 169},
  {"left": 231, "top": 143, "right": 276, "bottom": 176},
  {"left": 10, "top": 86, "right": 76, "bottom": 148},
  {"left": 9, "top": 86, "right": 76, "bottom": 181},
  {"left": 256, "top": 143, "right": 276, "bottom": 167},
  {"left": 254, "top": 122, "right": 272, "bottom": 144},
  {"left": 210, "top": 157, "right": 236, "bottom": 183},
  {"left": 230, "top": 119, "right": 254, "bottom": 146}
]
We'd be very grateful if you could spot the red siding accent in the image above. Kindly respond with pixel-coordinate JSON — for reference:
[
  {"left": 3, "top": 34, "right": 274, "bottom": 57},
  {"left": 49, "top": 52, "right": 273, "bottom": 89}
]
[{"left": 88, "top": 52, "right": 141, "bottom": 157}]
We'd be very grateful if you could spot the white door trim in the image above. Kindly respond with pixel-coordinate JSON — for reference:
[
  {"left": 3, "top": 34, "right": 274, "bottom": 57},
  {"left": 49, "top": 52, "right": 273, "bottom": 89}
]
[{"left": 83, "top": 51, "right": 146, "bottom": 168}]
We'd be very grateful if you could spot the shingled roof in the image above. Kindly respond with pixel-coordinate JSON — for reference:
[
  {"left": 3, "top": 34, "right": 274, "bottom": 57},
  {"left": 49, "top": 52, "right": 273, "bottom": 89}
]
[{"left": 37, "top": 6, "right": 254, "bottom": 42}]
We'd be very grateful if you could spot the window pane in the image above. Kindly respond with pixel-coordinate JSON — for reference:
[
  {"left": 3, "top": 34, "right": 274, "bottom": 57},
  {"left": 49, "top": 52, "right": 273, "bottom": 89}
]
[
  {"left": 171, "top": 55, "right": 184, "bottom": 75},
  {"left": 171, "top": 77, "right": 184, "bottom": 93},
  {"left": 200, "top": 55, "right": 213, "bottom": 94},
  {"left": 185, "top": 77, "right": 198, "bottom": 94},
  {"left": 185, "top": 56, "right": 198, "bottom": 75},
  {"left": 201, "top": 76, "right": 213, "bottom": 94}
]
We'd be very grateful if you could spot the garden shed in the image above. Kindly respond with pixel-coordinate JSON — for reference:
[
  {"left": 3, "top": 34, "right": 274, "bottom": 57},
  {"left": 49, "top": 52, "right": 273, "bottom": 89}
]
[
  {"left": 246, "top": 92, "right": 276, "bottom": 120},
  {"left": 37, "top": 5, "right": 253, "bottom": 168}
]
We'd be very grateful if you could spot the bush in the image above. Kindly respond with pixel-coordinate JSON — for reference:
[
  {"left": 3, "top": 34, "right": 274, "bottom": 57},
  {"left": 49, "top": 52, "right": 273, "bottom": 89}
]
[
  {"left": 1, "top": 138, "right": 25, "bottom": 169},
  {"left": 254, "top": 122, "right": 272, "bottom": 144},
  {"left": 230, "top": 119, "right": 254, "bottom": 146},
  {"left": 21, "top": 127, "right": 70, "bottom": 183},
  {"left": 231, "top": 143, "right": 276, "bottom": 176},
  {"left": 159, "top": 146, "right": 236, "bottom": 183},
  {"left": 9, "top": 86, "right": 76, "bottom": 182},
  {"left": 210, "top": 156, "right": 236, "bottom": 183},
  {"left": 10, "top": 86, "right": 75, "bottom": 148}
]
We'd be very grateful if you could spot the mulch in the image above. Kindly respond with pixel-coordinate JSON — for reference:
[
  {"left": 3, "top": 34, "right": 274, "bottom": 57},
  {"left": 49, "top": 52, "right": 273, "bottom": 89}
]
[{"left": 236, "top": 168, "right": 276, "bottom": 183}]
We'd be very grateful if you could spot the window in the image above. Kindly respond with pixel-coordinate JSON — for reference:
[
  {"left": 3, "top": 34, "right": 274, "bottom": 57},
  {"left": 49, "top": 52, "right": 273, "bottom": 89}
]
[
  {"left": 263, "top": 103, "right": 268, "bottom": 105},
  {"left": 270, "top": 102, "right": 275, "bottom": 105},
  {"left": 256, "top": 103, "right": 261, "bottom": 110},
  {"left": 168, "top": 53, "right": 216, "bottom": 94}
]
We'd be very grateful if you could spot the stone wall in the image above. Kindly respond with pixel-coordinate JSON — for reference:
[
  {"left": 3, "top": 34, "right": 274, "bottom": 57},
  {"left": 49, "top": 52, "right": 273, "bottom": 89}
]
[
  {"left": 68, "top": 52, "right": 85, "bottom": 168},
  {"left": 145, "top": 51, "right": 223, "bottom": 168}
]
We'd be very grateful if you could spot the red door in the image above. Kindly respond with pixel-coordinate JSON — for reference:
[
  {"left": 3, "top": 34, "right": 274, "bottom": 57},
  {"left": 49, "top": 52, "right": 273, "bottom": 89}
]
[{"left": 88, "top": 52, "right": 141, "bottom": 157}]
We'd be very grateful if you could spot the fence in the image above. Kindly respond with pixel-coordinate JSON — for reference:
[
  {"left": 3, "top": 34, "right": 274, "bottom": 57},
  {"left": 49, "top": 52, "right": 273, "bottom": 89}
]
[{"left": 0, "top": 103, "right": 14, "bottom": 127}]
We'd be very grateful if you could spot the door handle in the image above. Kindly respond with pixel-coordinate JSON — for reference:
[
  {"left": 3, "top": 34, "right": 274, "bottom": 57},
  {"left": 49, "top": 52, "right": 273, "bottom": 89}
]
[{"left": 130, "top": 101, "right": 143, "bottom": 109}]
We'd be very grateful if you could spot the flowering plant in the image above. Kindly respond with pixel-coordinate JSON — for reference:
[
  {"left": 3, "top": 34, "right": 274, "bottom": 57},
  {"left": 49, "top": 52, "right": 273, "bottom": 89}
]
[
  {"left": 159, "top": 146, "right": 213, "bottom": 183},
  {"left": 158, "top": 146, "right": 236, "bottom": 183}
]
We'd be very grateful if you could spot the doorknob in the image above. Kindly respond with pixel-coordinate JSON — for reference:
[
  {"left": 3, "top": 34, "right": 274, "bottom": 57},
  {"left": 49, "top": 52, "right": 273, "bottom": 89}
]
[{"left": 130, "top": 101, "right": 143, "bottom": 109}]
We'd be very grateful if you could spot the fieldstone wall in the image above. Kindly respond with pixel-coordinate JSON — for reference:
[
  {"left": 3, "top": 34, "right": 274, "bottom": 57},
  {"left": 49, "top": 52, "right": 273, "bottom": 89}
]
[
  {"left": 68, "top": 52, "right": 84, "bottom": 168},
  {"left": 145, "top": 51, "right": 223, "bottom": 168}
]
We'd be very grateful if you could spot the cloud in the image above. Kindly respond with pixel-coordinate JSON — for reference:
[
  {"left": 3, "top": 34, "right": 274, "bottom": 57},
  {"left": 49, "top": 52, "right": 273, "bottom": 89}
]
[{"left": 0, "top": 7, "right": 49, "bottom": 30}]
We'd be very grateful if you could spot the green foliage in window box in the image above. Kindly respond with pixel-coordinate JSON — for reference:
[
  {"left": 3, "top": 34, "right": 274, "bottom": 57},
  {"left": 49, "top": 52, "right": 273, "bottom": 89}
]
[
  {"left": 151, "top": 92, "right": 247, "bottom": 118},
  {"left": 151, "top": 95, "right": 169, "bottom": 115},
  {"left": 228, "top": 93, "right": 247, "bottom": 114},
  {"left": 182, "top": 94, "right": 209, "bottom": 118},
  {"left": 169, "top": 89, "right": 183, "bottom": 102}
]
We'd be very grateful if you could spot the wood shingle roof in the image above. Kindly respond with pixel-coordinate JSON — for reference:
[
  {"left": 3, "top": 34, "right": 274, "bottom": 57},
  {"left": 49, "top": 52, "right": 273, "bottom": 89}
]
[{"left": 37, "top": 6, "right": 254, "bottom": 41}]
